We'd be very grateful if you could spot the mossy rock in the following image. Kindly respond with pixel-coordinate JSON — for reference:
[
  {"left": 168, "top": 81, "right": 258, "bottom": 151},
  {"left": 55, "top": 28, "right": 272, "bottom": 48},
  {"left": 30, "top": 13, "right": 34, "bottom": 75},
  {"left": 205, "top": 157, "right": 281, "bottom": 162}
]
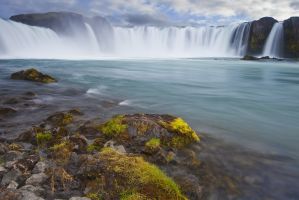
[
  {"left": 11, "top": 68, "right": 57, "bottom": 83},
  {"left": 98, "top": 114, "right": 200, "bottom": 149},
  {"left": 80, "top": 148, "right": 187, "bottom": 200},
  {"left": 46, "top": 111, "right": 74, "bottom": 126}
]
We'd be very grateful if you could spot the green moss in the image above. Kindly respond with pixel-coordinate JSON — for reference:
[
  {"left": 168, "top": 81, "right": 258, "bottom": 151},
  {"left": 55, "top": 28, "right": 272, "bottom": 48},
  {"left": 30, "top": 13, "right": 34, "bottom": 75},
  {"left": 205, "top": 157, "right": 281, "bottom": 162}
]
[
  {"left": 99, "top": 147, "right": 187, "bottom": 200},
  {"left": 36, "top": 131, "right": 52, "bottom": 147},
  {"left": 87, "top": 138, "right": 105, "bottom": 152},
  {"left": 50, "top": 141, "right": 72, "bottom": 164},
  {"left": 169, "top": 118, "right": 199, "bottom": 141},
  {"left": 100, "top": 115, "right": 127, "bottom": 137},
  {"left": 86, "top": 193, "right": 103, "bottom": 200},
  {"left": 62, "top": 113, "right": 73, "bottom": 125},
  {"left": 145, "top": 138, "right": 160, "bottom": 150},
  {"left": 120, "top": 191, "right": 147, "bottom": 200}
]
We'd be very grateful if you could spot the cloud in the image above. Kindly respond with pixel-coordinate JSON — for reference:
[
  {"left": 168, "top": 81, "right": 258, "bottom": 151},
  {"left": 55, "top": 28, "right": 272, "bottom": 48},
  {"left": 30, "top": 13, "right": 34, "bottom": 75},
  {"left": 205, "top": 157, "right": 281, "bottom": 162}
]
[{"left": 0, "top": 0, "right": 297, "bottom": 25}]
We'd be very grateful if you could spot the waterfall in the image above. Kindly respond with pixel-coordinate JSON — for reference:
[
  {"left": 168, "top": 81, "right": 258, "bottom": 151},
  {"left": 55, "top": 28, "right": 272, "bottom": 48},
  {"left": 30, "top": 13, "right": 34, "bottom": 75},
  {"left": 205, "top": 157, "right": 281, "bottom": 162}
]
[
  {"left": 0, "top": 18, "right": 254, "bottom": 59},
  {"left": 262, "top": 22, "right": 284, "bottom": 58},
  {"left": 230, "top": 22, "right": 251, "bottom": 56}
]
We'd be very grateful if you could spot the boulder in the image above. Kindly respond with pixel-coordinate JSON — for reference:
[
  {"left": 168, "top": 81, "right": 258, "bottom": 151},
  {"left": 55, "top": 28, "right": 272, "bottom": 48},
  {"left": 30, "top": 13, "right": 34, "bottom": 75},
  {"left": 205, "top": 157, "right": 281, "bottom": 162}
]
[
  {"left": 283, "top": 17, "right": 299, "bottom": 58},
  {"left": 247, "top": 17, "right": 278, "bottom": 55},
  {"left": 25, "top": 173, "right": 48, "bottom": 186},
  {"left": 11, "top": 68, "right": 57, "bottom": 83}
]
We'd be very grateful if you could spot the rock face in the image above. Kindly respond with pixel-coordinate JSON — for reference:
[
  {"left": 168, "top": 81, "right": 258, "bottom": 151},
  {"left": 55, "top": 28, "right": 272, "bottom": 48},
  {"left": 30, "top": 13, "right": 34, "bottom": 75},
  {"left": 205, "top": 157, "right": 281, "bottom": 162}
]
[
  {"left": 10, "top": 12, "right": 87, "bottom": 36},
  {"left": 9, "top": 12, "right": 113, "bottom": 42},
  {"left": 283, "top": 17, "right": 299, "bottom": 58},
  {"left": 247, "top": 17, "right": 278, "bottom": 55},
  {"left": 11, "top": 68, "right": 57, "bottom": 83}
]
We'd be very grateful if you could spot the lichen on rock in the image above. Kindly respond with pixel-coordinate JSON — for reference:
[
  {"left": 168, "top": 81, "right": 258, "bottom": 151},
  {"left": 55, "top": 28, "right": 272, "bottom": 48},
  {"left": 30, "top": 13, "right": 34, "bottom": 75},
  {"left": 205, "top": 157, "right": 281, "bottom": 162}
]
[{"left": 11, "top": 68, "right": 57, "bottom": 83}]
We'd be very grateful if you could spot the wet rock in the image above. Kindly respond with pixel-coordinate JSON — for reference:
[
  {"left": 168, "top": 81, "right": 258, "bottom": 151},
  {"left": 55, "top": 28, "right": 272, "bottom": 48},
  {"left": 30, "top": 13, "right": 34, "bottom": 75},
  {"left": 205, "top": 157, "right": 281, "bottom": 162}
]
[
  {"left": 241, "top": 55, "right": 259, "bottom": 60},
  {"left": 0, "top": 107, "right": 17, "bottom": 116},
  {"left": 46, "top": 111, "right": 74, "bottom": 126},
  {"left": 3, "top": 98, "right": 20, "bottom": 105},
  {"left": 25, "top": 173, "right": 48, "bottom": 186},
  {"left": 174, "top": 173, "right": 202, "bottom": 199},
  {"left": 23, "top": 91, "right": 37, "bottom": 97},
  {"left": 11, "top": 68, "right": 57, "bottom": 83}
]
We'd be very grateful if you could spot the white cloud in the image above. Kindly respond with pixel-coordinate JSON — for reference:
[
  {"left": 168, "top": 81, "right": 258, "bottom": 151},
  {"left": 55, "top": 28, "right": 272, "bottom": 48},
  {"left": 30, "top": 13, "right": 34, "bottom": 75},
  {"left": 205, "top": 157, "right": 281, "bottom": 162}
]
[{"left": 0, "top": 0, "right": 297, "bottom": 25}]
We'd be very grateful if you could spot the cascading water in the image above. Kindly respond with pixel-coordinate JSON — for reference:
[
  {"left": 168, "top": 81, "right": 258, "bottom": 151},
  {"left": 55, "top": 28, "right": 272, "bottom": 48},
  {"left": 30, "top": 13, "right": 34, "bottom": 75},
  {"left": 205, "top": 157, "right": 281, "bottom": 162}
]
[
  {"left": 262, "top": 22, "right": 284, "bottom": 58},
  {"left": 230, "top": 22, "right": 251, "bottom": 56},
  {"left": 0, "top": 18, "right": 259, "bottom": 59}
]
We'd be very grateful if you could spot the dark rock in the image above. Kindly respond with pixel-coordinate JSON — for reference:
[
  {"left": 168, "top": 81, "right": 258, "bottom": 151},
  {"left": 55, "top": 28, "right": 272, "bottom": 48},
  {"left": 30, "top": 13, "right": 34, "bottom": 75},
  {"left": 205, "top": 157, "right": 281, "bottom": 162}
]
[
  {"left": 32, "top": 161, "right": 47, "bottom": 174},
  {"left": 11, "top": 68, "right": 57, "bottom": 83},
  {"left": 241, "top": 55, "right": 259, "bottom": 60},
  {"left": 1, "top": 169, "right": 22, "bottom": 186},
  {"left": 4, "top": 151, "right": 24, "bottom": 162},
  {"left": 0, "top": 188, "right": 22, "bottom": 200},
  {"left": 10, "top": 12, "right": 88, "bottom": 37},
  {"left": 14, "top": 154, "right": 40, "bottom": 173},
  {"left": 0, "top": 142, "right": 9, "bottom": 154},
  {"left": 23, "top": 91, "right": 37, "bottom": 97},
  {"left": 283, "top": 17, "right": 299, "bottom": 58},
  {"left": 25, "top": 173, "right": 48, "bottom": 186},
  {"left": 0, "top": 107, "right": 17, "bottom": 116},
  {"left": 19, "top": 185, "right": 45, "bottom": 197},
  {"left": 259, "top": 56, "right": 270, "bottom": 59},
  {"left": 247, "top": 17, "right": 278, "bottom": 55}
]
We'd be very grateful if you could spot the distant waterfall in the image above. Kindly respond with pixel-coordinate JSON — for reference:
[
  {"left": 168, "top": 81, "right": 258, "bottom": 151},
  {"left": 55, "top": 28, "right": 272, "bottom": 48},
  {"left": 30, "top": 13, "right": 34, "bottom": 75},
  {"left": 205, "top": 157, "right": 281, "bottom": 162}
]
[
  {"left": 263, "top": 22, "right": 284, "bottom": 57},
  {"left": 230, "top": 22, "right": 251, "bottom": 56},
  {"left": 0, "top": 18, "right": 256, "bottom": 59}
]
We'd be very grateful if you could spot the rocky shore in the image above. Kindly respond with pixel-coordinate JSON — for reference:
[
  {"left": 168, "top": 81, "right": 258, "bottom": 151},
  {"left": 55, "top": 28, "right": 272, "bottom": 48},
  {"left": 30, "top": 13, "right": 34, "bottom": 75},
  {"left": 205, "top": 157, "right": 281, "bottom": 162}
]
[
  {"left": 0, "top": 69, "right": 241, "bottom": 200},
  {"left": 1, "top": 69, "right": 298, "bottom": 200}
]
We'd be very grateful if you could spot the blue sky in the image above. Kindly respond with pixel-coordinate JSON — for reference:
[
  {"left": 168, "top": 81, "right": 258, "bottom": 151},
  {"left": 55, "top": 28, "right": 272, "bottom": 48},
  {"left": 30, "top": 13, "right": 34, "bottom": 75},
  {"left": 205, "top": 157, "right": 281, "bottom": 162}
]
[{"left": 0, "top": 0, "right": 298, "bottom": 26}]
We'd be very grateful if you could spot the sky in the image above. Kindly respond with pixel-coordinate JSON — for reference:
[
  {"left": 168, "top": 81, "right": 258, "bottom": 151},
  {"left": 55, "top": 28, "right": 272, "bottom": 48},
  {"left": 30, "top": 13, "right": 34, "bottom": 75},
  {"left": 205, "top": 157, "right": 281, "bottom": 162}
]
[{"left": 0, "top": 0, "right": 298, "bottom": 26}]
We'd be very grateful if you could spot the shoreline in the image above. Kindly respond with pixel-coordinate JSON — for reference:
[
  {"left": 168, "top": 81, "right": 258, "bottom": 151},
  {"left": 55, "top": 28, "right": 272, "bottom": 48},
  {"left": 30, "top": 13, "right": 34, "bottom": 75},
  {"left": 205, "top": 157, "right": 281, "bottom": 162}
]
[{"left": 1, "top": 68, "right": 298, "bottom": 199}]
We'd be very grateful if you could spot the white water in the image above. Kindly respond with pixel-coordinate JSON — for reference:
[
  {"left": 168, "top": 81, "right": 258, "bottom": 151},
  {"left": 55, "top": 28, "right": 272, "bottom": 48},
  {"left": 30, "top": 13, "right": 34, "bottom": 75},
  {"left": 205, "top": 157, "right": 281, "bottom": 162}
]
[
  {"left": 0, "top": 18, "right": 253, "bottom": 58},
  {"left": 262, "top": 22, "right": 284, "bottom": 58}
]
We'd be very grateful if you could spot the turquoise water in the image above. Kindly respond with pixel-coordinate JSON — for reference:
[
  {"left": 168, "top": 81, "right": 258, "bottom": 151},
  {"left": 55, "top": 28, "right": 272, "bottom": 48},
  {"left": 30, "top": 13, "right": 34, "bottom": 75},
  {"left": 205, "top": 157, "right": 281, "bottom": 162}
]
[{"left": 1, "top": 58, "right": 299, "bottom": 160}]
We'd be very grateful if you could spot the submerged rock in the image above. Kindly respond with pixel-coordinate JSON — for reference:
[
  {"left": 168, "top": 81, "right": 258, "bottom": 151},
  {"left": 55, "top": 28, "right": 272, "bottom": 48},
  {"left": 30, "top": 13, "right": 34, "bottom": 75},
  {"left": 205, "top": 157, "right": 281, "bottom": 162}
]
[
  {"left": 11, "top": 68, "right": 57, "bottom": 83},
  {"left": 0, "top": 107, "right": 17, "bottom": 116}
]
